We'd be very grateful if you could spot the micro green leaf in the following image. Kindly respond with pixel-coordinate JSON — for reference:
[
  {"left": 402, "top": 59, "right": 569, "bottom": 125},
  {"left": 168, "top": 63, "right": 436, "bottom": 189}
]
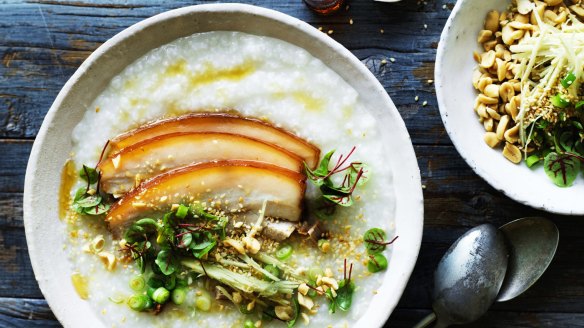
[
  {"left": 155, "top": 250, "right": 177, "bottom": 276},
  {"left": 79, "top": 165, "right": 99, "bottom": 184},
  {"left": 544, "top": 152, "right": 580, "bottom": 187},
  {"left": 287, "top": 290, "right": 300, "bottom": 328},
  {"left": 336, "top": 279, "right": 356, "bottom": 311}
]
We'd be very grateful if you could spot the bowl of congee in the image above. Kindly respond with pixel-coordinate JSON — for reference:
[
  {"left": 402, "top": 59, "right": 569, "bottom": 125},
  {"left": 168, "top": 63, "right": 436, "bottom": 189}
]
[{"left": 23, "top": 4, "right": 423, "bottom": 327}]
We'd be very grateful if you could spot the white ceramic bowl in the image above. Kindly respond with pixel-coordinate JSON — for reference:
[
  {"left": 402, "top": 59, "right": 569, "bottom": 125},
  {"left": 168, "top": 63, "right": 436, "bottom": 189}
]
[
  {"left": 436, "top": 0, "right": 584, "bottom": 215},
  {"left": 24, "top": 4, "right": 423, "bottom": 327}
]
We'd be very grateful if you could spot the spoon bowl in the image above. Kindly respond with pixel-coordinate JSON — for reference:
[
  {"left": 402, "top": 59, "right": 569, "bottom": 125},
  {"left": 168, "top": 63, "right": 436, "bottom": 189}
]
[
  {"left": 432, "top": 224, "right": 509, "bottom": 327},
  {"left": 496, "top": 217, "right": 559, "bottom": 302}
]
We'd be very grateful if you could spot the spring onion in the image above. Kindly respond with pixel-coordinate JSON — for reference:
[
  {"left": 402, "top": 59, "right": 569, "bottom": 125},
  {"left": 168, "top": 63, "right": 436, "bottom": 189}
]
[
  {"left": 275, "top": 244, "right": 293, "bottom": 260},
  {"left": 175, "top": 204, "right": 189, "bottom": 219},
  {"left": 550, "top": 94, "right": 570, "bottom": 108},
  {"left": 244, "top": 320, "right": 255, "bottom": 328},
  {"left": 127, "top": 294, "right": 150, "bottom": 311},
  {"left": 171, "top": 287, "right": 187, "bottom": 305},
  {"left": 152, "top": 287, "right": 170, "bottom": 304},
  {"left": 561, "top": 72, "right": 576, "bottom": 88},
  {"left": 129, "top": 276, "right": 146, "bottom": 291},
  {"left": 576, "top": 100, "right": 584, "bottom": 110},
  {"left": 195, "top": 290, "right": 212, "bottom": 311},
  {"left": 263, "top": 264, "right": 280, "bottom": 280}
]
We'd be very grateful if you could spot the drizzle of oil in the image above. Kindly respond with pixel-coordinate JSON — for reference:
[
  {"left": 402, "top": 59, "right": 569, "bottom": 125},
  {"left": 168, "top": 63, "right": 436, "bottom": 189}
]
[
  {"left": 292, "top": 91, "right": 325, "bottom": 112},
  {"left": 342, "top": 105, "right": 354, "bottom": 119},
  {"left": 71, "top": 272, "right": 89, "bottom": 300},
  {"left": 165, "top": 58, "right": 188, "bottom": 76},
  {"left": 123, "top": 78, "right": 137, "bottom": 91},
  {"left": 59, "top": 160, "right": 77, "bottom": 220},
  {"left": 189, "top": 61, "right": 255, "bottom": 88}
]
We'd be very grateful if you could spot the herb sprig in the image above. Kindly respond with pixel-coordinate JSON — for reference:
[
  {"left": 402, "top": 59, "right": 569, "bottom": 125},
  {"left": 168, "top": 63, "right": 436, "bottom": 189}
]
[
  {"left": 305, "top": 147, "right": 370, "bottom": 207},
  {"left": 325, "top": 259, "right": 355, "bottom": 313},
  {"left": 72, "top": 164, "right": 110, "bottom": 215}
]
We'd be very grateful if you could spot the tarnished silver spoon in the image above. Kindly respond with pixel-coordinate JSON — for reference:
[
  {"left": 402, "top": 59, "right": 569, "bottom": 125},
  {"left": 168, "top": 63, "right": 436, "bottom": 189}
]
[
  {"left": 413, "top": 218, "right": 559, "bottom": 328},
  {"left": 496, "top": 217, "right": 559, "bottom": 302},
  {"left": 413, "top": 224, "right": 509, "bottom": 328}
]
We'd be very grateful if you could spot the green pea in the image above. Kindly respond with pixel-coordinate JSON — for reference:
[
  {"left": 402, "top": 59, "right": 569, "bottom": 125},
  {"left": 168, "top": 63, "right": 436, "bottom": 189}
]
[
  {"left": 152, "top": 287, "right": 170, "bottom": 304},
  {"left": 171, "top": 287, "right": 187, "bottom": 305},
  {"left": 367, "top": 253, "right": 388, "bottom": 273},
  {"left": 275, "top": 244, "right": 293, "bottom": 260},
  {"left": 195, "top": 290, "right": 212, "bottom": 311}
]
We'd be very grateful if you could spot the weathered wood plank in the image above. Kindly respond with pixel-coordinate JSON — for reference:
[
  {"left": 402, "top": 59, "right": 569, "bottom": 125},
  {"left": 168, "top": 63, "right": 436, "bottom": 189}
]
[
  {"left": 389, "top": 308, "right": 584, "bottom": 327},
  {"left": 0, "top": 297, "right": 59, "bottom": 327},
  {"left": 0, "top": 0, "right": 450, "bottom": 144}
]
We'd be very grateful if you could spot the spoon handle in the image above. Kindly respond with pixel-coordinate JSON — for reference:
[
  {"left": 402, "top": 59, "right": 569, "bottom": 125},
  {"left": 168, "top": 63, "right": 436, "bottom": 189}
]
[{"left": 412, "top": 312, "right": 436, "bottom": 328}]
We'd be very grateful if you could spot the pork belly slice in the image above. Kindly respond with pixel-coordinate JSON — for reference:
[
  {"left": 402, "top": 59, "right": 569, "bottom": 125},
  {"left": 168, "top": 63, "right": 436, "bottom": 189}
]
[
  {"left": 106, "top": 160, "right": 306, "bottom": 238},
  {"left": 98, "top": 132, "right": 304, "bottom": 195},
  {"left": 108, "top": 113, "right": 320, "bottom": 169}
]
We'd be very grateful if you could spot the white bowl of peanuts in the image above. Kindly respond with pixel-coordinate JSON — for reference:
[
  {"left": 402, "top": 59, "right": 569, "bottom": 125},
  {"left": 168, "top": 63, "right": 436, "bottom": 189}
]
[{"left": 436, "top": 0, "right": 584, "bottom": 215}]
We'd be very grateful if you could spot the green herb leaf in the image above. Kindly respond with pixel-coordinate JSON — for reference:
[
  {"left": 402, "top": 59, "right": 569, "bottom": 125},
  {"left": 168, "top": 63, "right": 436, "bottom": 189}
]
[
  {"left": 363, "top": 228, "right": 387, "bottom": 254},
  {"left": 349, "top": 162, "right": 370, "bottom": 187},
  {"left": 367, "top": 253, "right": 388, "bottom": 273},
  {"left": 79, "top": 165, "right": 99, "bottom": 184},
  {"left": 305, "top": 150, "right": 335, "bottom": 186},
  {"left": 322, "top": 193, "right": 353, "bottom": 207},
  {"left": 75, "top": 193, "right": 102, "bottom": 208},
  {"left": 336, "top": 279, "right": 356, "bottom": 311},
  {"left": 325, "top": 288, "right": 337, "bottom": 314},
  {"left": 155, "top": 250, "right": 178, "bottom": 275},
  {"left": 544, "top": 152, "right": 581, "bottom": 187},
  {"left": 287, "top": 291, "right": 300, "bottom": 328},
  {"left": 83, "top": 202, "right": 110, "bottom": 215},
  {"left": 177, "top": 231, "right": 193, "bottom": 248},
  {"left": 190, "top": 232, "right": 217, "bottom": 259}
]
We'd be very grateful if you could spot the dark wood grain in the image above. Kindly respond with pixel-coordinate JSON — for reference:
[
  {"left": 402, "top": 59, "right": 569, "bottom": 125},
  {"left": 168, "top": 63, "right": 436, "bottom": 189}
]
[{"left": 1, "top": 0, "right": 581, "bottom": 327}]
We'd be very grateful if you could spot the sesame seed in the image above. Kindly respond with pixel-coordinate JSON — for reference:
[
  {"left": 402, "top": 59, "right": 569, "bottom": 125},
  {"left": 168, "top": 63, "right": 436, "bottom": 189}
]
[
  {"left": 380, "top": 29, "right": 384, "bottom": 34},
  {"left": 423, "top": 24, "right": 428, "bottom": 29},
  {"left": 427, "top": 79, "right": 434, "bottom": 84},
  {"left": 422, "top": 101, "right": 428, "bottom": 106},
  {"left": 389, "top": 57, "right": 395, "bottom": 62},
  {"left": 327, "top": 29, "right": 334, "bottom": 35},
  {"left": 380, "top": 59, "right": 387, "bottom": 65},
  {"left": 349, "top": 18, "right": 353, "bottom": 25},
  {"left": 415, "top": 95, "right": 419, "bottom": 102}
]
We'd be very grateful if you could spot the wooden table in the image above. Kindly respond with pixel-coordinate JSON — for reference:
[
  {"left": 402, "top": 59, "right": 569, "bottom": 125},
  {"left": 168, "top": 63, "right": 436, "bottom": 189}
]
[{"left": 1, "top": 0, "right": 582, "bottom": 327}]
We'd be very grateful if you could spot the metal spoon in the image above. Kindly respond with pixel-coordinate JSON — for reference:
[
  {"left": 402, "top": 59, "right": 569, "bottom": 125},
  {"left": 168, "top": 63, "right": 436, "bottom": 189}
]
[
  {"left": 414, "top": 224, "right": 509, "bottom": 328},
  {"left": 414, "top": 218, "right": 559, "bottom": 328},
  {"left": 496, "top": 217, "right": 559, "bottom": 302}
]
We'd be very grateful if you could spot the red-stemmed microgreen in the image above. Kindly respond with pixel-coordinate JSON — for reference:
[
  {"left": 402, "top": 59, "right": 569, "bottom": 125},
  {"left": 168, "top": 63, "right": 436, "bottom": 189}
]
[
  {"left": 363, "top": 228, "right": 398, "bottom": 254},
  {"left": 325, "top": 259, "right": 356, "bottom": 313},
  {"left": 305, "top": 147, "right": 370, "bottom": 208}
]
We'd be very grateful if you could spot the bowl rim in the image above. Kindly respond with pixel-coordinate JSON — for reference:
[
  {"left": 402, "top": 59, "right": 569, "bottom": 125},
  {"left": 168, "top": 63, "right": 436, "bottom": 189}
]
[
  {"left": 435, "top": 0, "right": 583, "bottom": 215},
  {"left": 24, "top": 3, "right": 424, "bottom": 327}
]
